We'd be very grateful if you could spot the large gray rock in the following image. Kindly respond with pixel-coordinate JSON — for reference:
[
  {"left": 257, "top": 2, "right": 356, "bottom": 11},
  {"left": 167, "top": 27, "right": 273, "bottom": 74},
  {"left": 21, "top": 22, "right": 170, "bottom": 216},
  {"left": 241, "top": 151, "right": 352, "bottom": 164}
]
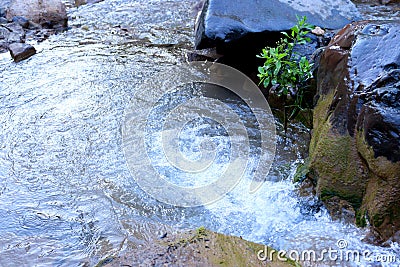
[
  {"left": 195, "top": 0, "right": 362, "bottom": 49},
  {"left": 6, "top": 0, "right": 67, "bottom": 30},
  {"left": 305, "top": 20, "right": 400, "bottom": 243}
]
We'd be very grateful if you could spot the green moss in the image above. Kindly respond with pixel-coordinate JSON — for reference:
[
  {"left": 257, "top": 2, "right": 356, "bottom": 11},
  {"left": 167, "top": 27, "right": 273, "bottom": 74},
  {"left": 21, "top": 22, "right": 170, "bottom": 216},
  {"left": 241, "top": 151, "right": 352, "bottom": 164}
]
[
  {"left": 311, "top": 132, "right": 364, "bottom": 208},
  {"left": 308, "top": 90, "right": 366, "bottom": 211},
  {"left": 372, "top": 214, "right": 384, "bottom": 228},
  {"left": 308, "top": 91, "right": 335, "bottom": 156},
  {"left": 164, "top": 229, "right": 299, "bottom": 267},
  {"left": 293, "top": 160, "right": 310, "bottom": 183},
  {"left": 356, "top": 130, "right": 400, "bottom": 238},
  {"left": 320, "top": 187, "right": 362, "bottom": 210},
  {"left": 196, "top": 226, "right": 207, "bottom": 237},
  {"left": 355, "top": 210, "right": 367, "bottom": 228},
  {"left": 211, "top": 231, "right": 299, "bottom": 267}
]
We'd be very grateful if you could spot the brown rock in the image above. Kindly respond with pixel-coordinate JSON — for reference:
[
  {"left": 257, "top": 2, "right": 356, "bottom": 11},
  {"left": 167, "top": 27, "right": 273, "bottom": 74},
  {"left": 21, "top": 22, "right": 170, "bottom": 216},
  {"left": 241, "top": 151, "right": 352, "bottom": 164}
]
[
  {"left": 8, "top": 42, "right": 36, "bottom": 62},
  {"left": 311, "top": 26, "right": 325, "bottom": 36},
  {"left": 101, "top": 228, "right": 296, "bottom": 267},
  {"left": 306, "top": 20, "right": 400, "bottom": 243}
]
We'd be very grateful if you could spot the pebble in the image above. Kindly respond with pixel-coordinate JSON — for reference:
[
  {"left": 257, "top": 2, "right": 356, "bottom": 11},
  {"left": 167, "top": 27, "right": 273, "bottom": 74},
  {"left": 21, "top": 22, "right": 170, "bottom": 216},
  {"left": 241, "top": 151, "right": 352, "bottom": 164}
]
[{"left": 312, "top": 26, "right": 325, "bottom": 36}]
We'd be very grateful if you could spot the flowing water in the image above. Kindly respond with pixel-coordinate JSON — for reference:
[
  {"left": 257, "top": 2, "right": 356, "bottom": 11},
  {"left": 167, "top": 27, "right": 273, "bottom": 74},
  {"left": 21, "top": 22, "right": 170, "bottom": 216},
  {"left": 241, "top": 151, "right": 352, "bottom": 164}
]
[{"left": 0, "top": 0, "right": 399, "bottom": 266}]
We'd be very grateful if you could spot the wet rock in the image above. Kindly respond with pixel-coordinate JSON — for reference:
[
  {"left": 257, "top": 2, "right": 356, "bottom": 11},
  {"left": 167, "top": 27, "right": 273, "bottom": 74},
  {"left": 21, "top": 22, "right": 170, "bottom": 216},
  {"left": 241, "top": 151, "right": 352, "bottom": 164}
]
[
  {"left": 0, "top": 7, "right": 6, "bottom": 18},
  {"left": 6, "top": 0, "right": 67, "bottom": 30},
  {"left": 0, "top": 30, "right": 7, "bottom": 52},
  {"left": 74, "top": 0, "right": 103, "bottom": 7},
  {"left": 8, "top": 42, "right": 36, "bottom": 62},
  {"left": 3, "top": 22, "right": 24, "bottom": 41},
  {"left": 0, "top": 22, "right": 24, "bottom": 52},
  {"left": 186, "top": 47, "right": 222, "bottom": 62},
  {"left": 195, "top": 0, "right": 362, "bottom": 50},
  {"left": 306, "top": 20, "right": 400, "bottom": 242},
  {"left": 11, "top": 16, "right": 28, "bottom": 28},
  {"left": 358, "top": 73, "right": 400, "bottom": 162},
  {"left": 27, "top": 20, "right": 42, "bottom": 30},
  {"left": 323, "top": 196, "right": 356, "bottom": 224},
  {"left": 101, "top": 229, "right": 295, "bottom": 267}
]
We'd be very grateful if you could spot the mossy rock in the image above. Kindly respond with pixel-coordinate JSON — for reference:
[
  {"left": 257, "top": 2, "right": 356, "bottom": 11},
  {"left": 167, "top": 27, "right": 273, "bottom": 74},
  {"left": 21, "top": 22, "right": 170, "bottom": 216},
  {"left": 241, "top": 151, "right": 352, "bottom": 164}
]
[
  {"left": 99, "top": 228, "right": 299, "bottom": 267},
  {"left": 305, "top": 20, "right": 400, "bottom": 243},
  {"left": 356, "top": 130, "right": 400, "bottom": 241},
  {"left": 307, "top": 91, "right": 367, "bottom": 210}
]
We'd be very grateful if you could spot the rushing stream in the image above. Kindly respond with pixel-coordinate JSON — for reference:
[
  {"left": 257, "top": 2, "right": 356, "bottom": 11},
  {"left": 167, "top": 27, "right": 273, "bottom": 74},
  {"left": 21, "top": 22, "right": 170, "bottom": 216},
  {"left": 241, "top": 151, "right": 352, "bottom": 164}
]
[{"left": 0, "top": 0, "right": 399, "bottom": 266}]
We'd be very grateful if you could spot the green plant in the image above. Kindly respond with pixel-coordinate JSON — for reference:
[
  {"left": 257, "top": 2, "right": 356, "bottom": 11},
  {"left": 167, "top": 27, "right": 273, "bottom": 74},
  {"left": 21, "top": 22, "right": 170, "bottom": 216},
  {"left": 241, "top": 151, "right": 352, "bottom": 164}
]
[{"left": 257, "top": 15, "right": 314, "bottom": 123}]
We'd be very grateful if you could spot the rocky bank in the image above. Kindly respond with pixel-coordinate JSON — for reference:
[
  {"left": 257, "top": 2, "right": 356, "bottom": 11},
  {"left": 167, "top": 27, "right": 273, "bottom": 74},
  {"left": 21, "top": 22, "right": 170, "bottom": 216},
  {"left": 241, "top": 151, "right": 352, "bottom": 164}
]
[
  {"left": 193, "top": 0, "right": 400, "bottom": 244},
  {"left": 305, "top": 20, "right": 400, "bottom": 244},
  {"left": 0, "top": 0, "right": 67, "bottom": 61},
  {"left": 99, "top": 228, "right": 297, "bottom": 267}
]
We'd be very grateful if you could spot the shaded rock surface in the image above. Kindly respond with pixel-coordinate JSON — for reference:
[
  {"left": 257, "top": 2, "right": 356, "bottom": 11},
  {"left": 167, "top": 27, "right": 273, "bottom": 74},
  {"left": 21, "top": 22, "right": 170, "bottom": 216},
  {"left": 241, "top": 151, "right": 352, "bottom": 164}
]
[
  {"left": 0, "top": 22, "right": 25, "bottom": 52},
  {"left": 195, "top": 0, "right": 362, "bottom": 50},
  {"left": 100, "top": 229, "right": 297, "bottom": 267},
  {"left": 8, "top": 42, "right": 36, "bottom": 62},
  {"left": 305, "top": 20, "right": 400, "bottom": 243}
]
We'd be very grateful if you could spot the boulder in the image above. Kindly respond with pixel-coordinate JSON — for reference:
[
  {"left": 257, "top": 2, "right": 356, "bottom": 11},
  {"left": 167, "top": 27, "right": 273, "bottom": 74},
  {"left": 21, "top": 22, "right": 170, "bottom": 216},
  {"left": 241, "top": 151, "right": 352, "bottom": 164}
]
[
  {"left": 195, "top": 0, "right": 362, "bottom": 50},
  {"left": 8, "top": 42, "right": 36, "bottom": 62},
  {"left": 6, "top": 0, "right": 67, "bottom": 30},
  {"left": 101, "top": 228, "right": 295, "bottom": 267},
  {"left": 305, "top": 20, "right": 400, "bottom": 243}
]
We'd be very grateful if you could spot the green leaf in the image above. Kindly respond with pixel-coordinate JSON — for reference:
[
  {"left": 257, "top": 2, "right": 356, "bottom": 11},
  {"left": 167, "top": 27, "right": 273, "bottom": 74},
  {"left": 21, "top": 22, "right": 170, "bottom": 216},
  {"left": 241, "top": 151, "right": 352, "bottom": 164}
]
[
  {"left": 274, "top": 61, "right": 281, "bottom": 75},
  {"left": 257, "top": 15, "right": 314, "bottom": 127},
  {"left": 281, "top": 31, "right": 290, "bottom": 38},
  {"left": 263, "top": 77, "right": 270, "bottom": 88}
]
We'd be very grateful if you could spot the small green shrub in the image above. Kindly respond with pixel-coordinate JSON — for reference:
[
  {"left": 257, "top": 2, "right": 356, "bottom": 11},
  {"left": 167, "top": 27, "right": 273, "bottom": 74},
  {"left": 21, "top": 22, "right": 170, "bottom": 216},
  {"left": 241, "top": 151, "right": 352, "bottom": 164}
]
[{"left": 257, "top": 15, "right": 314, "bottom": 122}]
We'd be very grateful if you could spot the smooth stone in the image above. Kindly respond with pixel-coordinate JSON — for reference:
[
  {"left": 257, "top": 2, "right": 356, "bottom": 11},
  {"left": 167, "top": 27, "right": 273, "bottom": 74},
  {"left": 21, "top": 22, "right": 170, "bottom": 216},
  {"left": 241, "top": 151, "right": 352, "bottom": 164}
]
[
  {"left": 307, "top": 20, "right": 400, "bottom": 243},
  {"left": 195, "top": 0, "right": 363, "bottom": 49}
]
